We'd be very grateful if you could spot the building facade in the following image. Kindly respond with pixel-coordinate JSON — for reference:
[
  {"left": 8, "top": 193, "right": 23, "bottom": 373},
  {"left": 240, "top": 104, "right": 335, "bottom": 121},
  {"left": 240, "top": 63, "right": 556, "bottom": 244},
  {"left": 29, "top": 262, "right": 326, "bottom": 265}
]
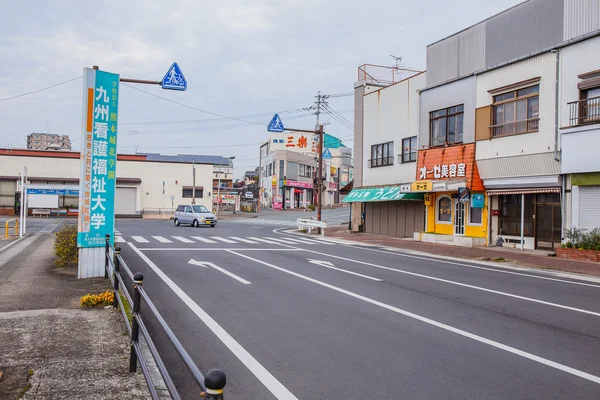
[
  {"left": 0, "top": 149, "right": 213, "bottom": 216},
  {"left": 345, "top": 68, "right": 426, "bottom": 236},
  {"left": 27, "top": 133, "right": 72, "bottom": 151},
  {"left": 259, "top": 132, "right": 351, "bottom": 210},
  {"left": 349, "top": 0, "right": 600, "bottom": 249}
]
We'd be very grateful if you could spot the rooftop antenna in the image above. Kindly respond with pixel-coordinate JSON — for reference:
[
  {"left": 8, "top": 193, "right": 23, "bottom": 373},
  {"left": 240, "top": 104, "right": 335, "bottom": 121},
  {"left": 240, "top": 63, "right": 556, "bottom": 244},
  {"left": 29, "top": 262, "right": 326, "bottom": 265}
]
[{"left": 390, "top": 55, "right": 403, "bottom": 69}]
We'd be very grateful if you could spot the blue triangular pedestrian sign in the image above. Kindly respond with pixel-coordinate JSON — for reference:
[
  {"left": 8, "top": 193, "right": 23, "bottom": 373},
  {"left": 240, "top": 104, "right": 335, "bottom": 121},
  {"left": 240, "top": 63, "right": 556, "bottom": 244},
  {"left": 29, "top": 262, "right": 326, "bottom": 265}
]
[
  {"left": 322, "top": 148, "right": 332, "bottom": 159},
  {"left": 267, "top": 113, "right": 285, "bottom": 132},
  {"left": 162, "top": 62, "right": 187, "bottom": 91}
]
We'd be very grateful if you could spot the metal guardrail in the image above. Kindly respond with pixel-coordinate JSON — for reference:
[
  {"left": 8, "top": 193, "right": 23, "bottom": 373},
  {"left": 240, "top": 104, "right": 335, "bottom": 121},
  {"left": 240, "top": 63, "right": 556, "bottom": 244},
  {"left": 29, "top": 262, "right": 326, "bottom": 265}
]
[
  {"left": 5, "top": 218, "right": 18, "bottom": 239},
  {"left": 104, "top": 234, "right": 226, "bottom": 400},
  {"left": 568, "top": 96, "right": 600, "bottom": 127},
  {"left": 297, "top": 218, "right": 327, "bottom": 235}
]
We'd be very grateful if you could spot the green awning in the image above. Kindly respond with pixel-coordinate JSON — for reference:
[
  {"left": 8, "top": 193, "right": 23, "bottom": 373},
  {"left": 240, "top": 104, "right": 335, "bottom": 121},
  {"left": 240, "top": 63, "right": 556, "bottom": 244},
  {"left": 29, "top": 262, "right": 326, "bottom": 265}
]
[{"left": 342, "top": 187, "right": 424, "bottom": 203}]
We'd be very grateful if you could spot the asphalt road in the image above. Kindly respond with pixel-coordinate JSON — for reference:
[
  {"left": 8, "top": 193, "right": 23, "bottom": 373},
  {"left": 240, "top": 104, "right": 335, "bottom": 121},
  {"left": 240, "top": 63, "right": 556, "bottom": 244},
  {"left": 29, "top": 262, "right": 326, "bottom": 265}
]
[{"left": 115, "top": 218, "right": 600, "bottom": 399}]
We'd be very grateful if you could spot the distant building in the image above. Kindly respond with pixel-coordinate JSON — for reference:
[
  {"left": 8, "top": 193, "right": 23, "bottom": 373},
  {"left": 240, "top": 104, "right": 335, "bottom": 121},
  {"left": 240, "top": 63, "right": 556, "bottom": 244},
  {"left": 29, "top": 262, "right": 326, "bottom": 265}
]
[
  {"left": 27, "top": 133, "right": 71, "bottom": 151},
  {"left": 244, "top": 170, "right": 258, "bottom": 185}
]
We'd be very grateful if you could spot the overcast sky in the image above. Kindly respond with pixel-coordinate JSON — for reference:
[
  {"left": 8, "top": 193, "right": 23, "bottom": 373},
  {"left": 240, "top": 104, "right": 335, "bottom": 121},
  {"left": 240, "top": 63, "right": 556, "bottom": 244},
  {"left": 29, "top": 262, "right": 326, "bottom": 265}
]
[{"left": 0, "top": 0, "right": 522, "bottom": 177}]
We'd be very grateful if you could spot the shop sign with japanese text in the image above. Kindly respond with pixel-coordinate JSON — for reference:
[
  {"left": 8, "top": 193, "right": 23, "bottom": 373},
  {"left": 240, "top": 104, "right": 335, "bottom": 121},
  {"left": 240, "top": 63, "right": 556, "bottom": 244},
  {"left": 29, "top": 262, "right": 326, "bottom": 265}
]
[
  {"left": 269, "top": 132, "right": 318, "bottom": 154},
  {"left": 419, "top": 163, "right": 466, "bottom": 180},
  {"left": 78, "top": 69, "right": 119, "bottom": 248}
]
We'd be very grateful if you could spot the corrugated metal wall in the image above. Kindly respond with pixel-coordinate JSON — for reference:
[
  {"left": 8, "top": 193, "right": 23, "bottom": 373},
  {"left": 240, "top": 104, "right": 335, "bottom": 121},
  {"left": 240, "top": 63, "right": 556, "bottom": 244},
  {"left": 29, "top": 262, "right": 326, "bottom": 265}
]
[
  {"left": 419, "top": 76, "right": 477, "bottom": 146},
  {"left": 365, "top": 201, "right": 425, "bottom": 237},
  {"left": 475, "top": 52, "right": 557, "bottom": 160},
  {"left": 426, "top": 36, "right": 459, "bottom": 88},
  {"left": 563, "top": 0, "right": 600, "bottom": 40},
  {"left": 485, "top": 0, "right": 563, "bottom": 68},
  {"left": 459, "top": 23, "right": 486, "bottom": 77}
]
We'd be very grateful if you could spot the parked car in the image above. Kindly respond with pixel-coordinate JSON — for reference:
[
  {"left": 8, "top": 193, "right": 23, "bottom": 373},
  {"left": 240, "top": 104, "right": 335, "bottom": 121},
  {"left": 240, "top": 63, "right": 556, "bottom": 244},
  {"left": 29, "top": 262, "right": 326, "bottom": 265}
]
[
  {"left": 244, "top": 191, "right": 254, "bottom": 199},
  {"left": 173, "top": 205, "right": 217, "bottom": 227}
]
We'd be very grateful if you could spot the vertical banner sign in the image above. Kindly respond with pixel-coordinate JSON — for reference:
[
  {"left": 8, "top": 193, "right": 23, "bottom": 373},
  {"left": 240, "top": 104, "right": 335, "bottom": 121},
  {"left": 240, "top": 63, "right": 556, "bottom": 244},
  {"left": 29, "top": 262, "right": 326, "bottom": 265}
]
[{"left": 78, "top": 68, "right": 120, "bottom": 248}]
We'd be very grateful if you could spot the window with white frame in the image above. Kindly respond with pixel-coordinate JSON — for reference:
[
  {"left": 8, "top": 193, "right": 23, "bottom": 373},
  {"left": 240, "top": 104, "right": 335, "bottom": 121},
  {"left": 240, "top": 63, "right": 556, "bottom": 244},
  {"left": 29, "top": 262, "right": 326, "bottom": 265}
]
[{"left": 437, "top": 196, "right": 452, "bottom": 223}]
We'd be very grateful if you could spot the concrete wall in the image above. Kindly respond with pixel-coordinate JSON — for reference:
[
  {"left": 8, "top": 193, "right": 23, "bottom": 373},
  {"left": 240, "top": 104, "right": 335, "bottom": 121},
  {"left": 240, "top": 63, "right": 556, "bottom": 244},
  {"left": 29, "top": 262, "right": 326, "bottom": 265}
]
[
  {"left": 475, "top": 52, "right": 558, "bottom": 161},
  {"left": 419, "top": 76, "right": 477, "bottom": 146},
  {"left": 361, "top": 73, "right": 425, "bottom": 187}
]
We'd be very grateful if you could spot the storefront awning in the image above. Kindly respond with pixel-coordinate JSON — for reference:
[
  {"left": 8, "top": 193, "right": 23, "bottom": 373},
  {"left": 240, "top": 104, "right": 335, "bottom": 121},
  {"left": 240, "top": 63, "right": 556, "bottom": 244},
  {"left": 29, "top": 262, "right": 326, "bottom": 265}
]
[
  {"left": 342, "top": 187, "right": 424, "bottom": 203},
  {"left": 487, "top": 187, "right": 560, "bottom": 196}
]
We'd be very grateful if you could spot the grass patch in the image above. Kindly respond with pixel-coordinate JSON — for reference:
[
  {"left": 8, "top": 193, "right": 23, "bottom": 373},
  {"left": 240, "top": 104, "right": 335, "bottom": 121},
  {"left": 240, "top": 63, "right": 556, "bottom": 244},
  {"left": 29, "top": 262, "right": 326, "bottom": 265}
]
[
  {"left": 492, "top": 257, "right": 506, "bottom": 262},
  {"left": 16, "top": 369, "right": 34, "bottom": 399},
  {"left": 119, "top": 292, "right": 133, "bottom": 324}
]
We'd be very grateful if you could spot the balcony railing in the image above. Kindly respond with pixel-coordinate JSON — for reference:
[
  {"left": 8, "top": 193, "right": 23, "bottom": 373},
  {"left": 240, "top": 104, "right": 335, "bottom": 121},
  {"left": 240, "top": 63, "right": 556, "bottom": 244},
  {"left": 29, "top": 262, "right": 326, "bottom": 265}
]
[
  {"left": 491, "top": 118, "right": 539, "bottom": 138},
  {"left": 568, "top": 96, "right": 600, "bottom": 127},
  {"left": 368, "top": 156, "right": 394, "bottom": 168},
  {"left": 357, "top": 64, "right": 422, "bottom": 86}
]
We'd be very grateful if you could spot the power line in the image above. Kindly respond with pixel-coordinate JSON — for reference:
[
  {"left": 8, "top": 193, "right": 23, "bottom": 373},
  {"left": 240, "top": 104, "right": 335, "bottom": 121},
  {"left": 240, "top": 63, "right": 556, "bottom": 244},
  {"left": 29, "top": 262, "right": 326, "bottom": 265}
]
[
  {"left": 0, "top": 76, "right": 82, "bottom": 103},
  {"left": 121, "top": 83, "right": 265, "bottom": 125},
  {"left": 325, "top": 91, "right": 354, "bottom": 98},
  {"left": 322, "top": 108, "right": 353, "bottom": 131},
  {"left": 119, "top": 108, "right": 314, "bottom": 125},
  {"left": 323, "top": 104, "right": 354, "bottom": 128}
]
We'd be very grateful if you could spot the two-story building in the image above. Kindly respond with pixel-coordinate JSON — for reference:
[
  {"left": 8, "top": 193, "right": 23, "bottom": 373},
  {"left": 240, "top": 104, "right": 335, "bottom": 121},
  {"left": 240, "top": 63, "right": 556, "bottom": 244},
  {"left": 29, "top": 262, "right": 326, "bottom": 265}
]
[{"left": 344, "top": 66, "right": 426, "bottom": 236}]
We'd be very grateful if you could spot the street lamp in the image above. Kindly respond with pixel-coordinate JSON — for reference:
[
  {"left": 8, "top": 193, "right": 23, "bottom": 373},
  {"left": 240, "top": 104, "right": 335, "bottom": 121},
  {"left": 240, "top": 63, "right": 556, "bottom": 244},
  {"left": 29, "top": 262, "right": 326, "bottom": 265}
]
[{"left": 216, "top": 156, "right": 235, "bottom": 216}]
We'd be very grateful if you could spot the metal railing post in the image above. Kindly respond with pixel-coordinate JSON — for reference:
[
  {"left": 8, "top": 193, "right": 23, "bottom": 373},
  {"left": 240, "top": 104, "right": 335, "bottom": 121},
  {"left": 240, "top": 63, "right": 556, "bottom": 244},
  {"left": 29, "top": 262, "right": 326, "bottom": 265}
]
[
  {"left": 203, "top": 369, "right": 226, "bottom": 400},
  {"left": 113, "top": 247, "right": 121, "bottom": 308},
  {"left": 130, "top": 272, "right": 143, "bottom": 373},
  {"left": 104, "top": 234, "right": 110, "bottom": 279}
]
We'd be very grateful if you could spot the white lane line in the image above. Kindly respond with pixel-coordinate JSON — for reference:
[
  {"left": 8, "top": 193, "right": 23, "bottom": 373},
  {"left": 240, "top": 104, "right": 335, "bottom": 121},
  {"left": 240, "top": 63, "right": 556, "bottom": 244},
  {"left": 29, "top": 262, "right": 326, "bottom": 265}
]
[
  {"left": 248, "top": 237, "right": 282, "bottom": 245},
  {"left": 128, "top": 243, "right": 298, "bottom": 399},
  {"left": 152, "top": 236, "right": 173, "bottom": 243},
  {"left": 115, "top": 236, "right": 126, "bottom": 243},
  {"left": 227, "top": 250, "right": 600, "bottom": 386},
  {"left": 307, "top": 259, "right": 381, "bottom": 281},
  {"left": 210, "top": 237, "right": 238, "bottom": 244},
  {"left": 141, "top": 248, "right": 303, "bottom": 251},
  {"left": 265, "top": 237, "right": 304, "bottom": 245},
  {"left": 340, "top": 245, "right": 600, "bottom": 289},
  {"left": 173, "top": 236, "right": 194, "bottom": 243},
  {"left": 192, "top": 236, "right": 217, "bottom": 243},
  {"left": 132, "top": 236, "right": 149, "bottom": 243},
  {"left": 300, "top": 248, "right": 600, "bottom": 317},
  {"left": 229, "top": 237, "right": 259, "bottom": 244}
]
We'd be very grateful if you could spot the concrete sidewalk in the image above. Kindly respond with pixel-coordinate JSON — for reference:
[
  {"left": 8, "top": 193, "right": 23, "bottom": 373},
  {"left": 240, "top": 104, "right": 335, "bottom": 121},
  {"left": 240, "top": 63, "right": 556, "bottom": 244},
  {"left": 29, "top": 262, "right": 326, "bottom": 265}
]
[
  {"left": 0, "top": 233, "right": 150, "bottom": 399},
  {"left": 324, "top": 226, "right": 600, "bottom": 277}
]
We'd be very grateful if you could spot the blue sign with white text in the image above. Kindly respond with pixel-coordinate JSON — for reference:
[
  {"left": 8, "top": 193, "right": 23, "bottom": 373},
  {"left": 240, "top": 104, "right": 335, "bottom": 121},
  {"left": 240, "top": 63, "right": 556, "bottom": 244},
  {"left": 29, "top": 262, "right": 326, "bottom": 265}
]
[
  {"left": 162, "top": 62, "right": 187, "bottom": 91},
  {"left": 78, "top": 70, "right": 119, "bottom": 248},
  {"left": 322, "top": 148, "right": 332, "bottom": 159},
  {"left": 29, "top": 188, "right": 79, "bottom": 196},
  {"left": 267, "top": 113, "right": 285, "bottom": 132}
]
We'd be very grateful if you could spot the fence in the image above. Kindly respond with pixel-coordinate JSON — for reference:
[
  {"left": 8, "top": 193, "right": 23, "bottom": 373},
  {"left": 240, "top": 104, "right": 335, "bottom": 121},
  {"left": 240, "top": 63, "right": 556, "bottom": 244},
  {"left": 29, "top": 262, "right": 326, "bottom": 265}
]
[
  {"left": 4, "top": 218, "right": 18, "bottom": 239},
  {"left": 568, "top": 96, "right": 600, "bottom": 127},
  {"left": 104, "top": 235, "right": 226, "bottom": 399}
]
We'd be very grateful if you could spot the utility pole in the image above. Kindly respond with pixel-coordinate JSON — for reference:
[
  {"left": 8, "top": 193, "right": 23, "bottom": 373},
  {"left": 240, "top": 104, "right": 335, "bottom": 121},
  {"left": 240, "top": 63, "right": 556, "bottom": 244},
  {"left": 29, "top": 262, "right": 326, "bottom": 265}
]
[
  {"left": 192, "top": 160, "right": 196, "bottom": 205},
  {"left": 315, "top": 91, "right": 322, "bottom": 128},
  {"left": 317, "top": 124, "right": 324, "bottom": 227}
]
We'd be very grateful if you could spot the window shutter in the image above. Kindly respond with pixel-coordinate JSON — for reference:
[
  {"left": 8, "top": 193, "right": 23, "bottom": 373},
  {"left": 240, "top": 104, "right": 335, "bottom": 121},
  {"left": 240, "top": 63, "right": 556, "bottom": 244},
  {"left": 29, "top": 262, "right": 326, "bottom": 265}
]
[
  {"left": 475, "top": 106, "right": 491, "bottom": 141},
  {"left": 578, "top": 76, "right": 600, "bottom": 91}
]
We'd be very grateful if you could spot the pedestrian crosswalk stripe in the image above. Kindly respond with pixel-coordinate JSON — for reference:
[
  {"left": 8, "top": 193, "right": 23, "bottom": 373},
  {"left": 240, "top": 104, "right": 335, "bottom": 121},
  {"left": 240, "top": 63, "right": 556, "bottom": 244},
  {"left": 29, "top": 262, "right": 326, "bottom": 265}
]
[
  {"left": 152, "top": 236, "right": 172, "bottom": 243},
  {"left": 132, "top": 236, "right": 149, "bottom": 243},
  {"left": 282, "top": 237, "right": 323, "bottom": 245},
  {"left": 210, "top": 237, "right": 237, "bottom": 243},
  {"left": 115, "top": 236, "right": 126, "bottom": 243},
  {"left": 228, "top": 237, "right": 258, "bottom": 244},
  {"left": 265, "top": 237, "right": 300, "bottom": 245},
  {"left": 192, "top": 236, "right": 217, "bottom": 243},
  {"left": 248, "top": 237, "right": 279, "bottom": 244},
  {"left": 173, "top": 236, "right": 194, "bottom": 243}
]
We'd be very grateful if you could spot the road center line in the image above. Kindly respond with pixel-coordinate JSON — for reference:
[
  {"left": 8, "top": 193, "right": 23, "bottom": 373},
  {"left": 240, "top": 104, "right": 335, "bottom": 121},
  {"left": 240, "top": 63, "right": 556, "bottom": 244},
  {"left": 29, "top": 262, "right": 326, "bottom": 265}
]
[
  {"left": 299, "top": 248, "right": 600, "bottom": 317},
  {"left": 128, "top": 242, "right": 298, "bottom": 400},
  {"left": 227, "top": 250, "right": 600, "bottom": 386},
  {"left": 139, "top": 248, "right": 303, "bottom": 251}
]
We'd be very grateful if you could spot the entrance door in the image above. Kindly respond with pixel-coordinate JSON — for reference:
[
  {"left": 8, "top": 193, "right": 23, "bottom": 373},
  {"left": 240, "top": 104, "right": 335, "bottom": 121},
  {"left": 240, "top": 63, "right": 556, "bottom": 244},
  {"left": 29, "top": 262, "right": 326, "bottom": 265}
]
[
  {"left": 535, "top": 203, "right": 561, "bottom": 249},
  {"left": 454, "top": 200, "right": 465, "bottom": 235}
]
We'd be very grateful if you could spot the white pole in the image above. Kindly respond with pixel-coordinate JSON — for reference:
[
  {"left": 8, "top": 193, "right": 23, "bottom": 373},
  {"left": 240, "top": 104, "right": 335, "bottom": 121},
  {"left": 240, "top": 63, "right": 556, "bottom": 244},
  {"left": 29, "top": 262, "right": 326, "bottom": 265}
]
[
  {"left": 192, "top": 160, "right": 196, "bottom": 205},
  {"left": 216, "top": 162, "right": 222, "bottom": 216},
  {"left": 19, "top": 169, "right": 24, "bottom": 237},
  {"left": 520, "top": 193, "right": 525, "bottom": 251}
]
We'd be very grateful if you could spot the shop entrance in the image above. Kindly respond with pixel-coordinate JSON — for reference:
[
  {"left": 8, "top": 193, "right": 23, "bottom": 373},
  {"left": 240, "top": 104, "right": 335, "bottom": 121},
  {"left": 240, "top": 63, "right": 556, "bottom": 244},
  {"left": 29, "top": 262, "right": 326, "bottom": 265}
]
[
  {"left": 454, "top": 200, "right": 465, "bottom": 235},
  {"left": 535, "top": 198, "right": 561, "bottom": 250}
]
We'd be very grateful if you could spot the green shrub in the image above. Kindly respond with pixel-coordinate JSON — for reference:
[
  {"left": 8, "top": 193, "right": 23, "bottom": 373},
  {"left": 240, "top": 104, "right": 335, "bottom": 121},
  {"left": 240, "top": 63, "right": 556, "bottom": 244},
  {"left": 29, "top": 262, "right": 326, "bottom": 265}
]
[
  {"left": 564, "top": 227, "right": 600, "bottom": 251},
  {"left": 308, "top": 204, "right": 316, "bottom": 211},
  {"left": 54, "top": 224, "right": 78, "bottom": 268}
]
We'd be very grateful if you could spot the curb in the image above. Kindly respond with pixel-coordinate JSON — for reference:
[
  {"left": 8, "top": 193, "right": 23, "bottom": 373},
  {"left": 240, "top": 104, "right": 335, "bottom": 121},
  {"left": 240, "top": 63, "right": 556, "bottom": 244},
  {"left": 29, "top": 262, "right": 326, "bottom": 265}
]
[{"left": 0, "top": 233, "right": 30, "bottom": 255}]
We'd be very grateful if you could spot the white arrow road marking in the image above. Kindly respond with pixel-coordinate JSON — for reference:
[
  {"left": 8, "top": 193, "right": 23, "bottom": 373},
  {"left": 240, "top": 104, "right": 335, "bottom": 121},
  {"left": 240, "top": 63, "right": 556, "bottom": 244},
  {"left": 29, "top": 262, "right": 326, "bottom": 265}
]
[
  {"left": 188, "top": 259, "right": 251, "bottom": 285},
  {"left": 307, "top": 259, "right": 382, "bottom": 281},
  {"left": 128, "top": 243, "right": 296, "bottom": 399}
]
